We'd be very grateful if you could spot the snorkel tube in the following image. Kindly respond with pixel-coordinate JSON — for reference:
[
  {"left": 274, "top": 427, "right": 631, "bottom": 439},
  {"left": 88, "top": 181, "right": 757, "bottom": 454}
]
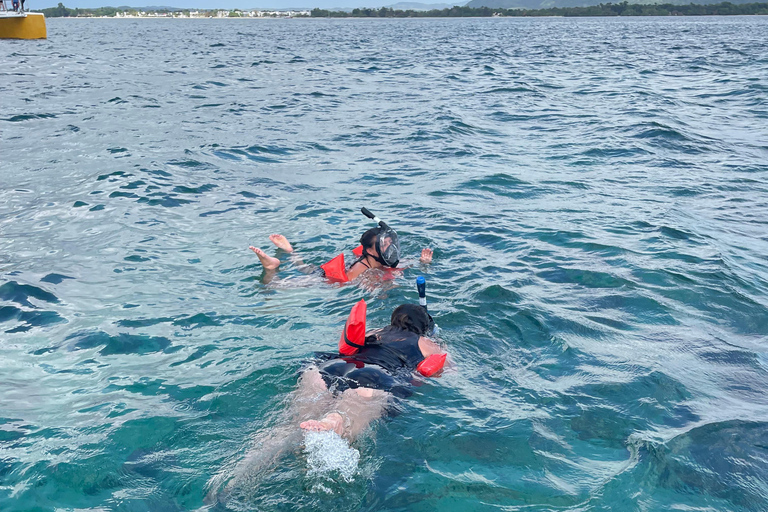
[
  {"left": 414, "top": 276, "right": 446, "bottom": 376},
  {"left": 416, "top": 276, "right": 438, "bottom": 337},
  {"left": 360, "top": 207, "right": 400, "bottom": 268},
  {"left": 361, "top": 207, "right": 386, "bottom": 229},
  {"left": 417, "top": 276, "right": 427, "bottom": 311}
]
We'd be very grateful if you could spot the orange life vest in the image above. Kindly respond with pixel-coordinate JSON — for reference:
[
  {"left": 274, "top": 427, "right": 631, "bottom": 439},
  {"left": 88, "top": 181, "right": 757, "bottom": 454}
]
[
  {"left": 338, "top": 299, "right": 367, "bottom": 355},
  {"left": 337, "top": 299, "right": 447, "bottom": 377},
  {"left": 416, "top": 353, "right": 447, "bottom": 377},
  {"left": 320, "top": 253, "right": 349, "bottom": 283},
  {"left": 322, "top": 245, "right": 405, "bottom": 283}
]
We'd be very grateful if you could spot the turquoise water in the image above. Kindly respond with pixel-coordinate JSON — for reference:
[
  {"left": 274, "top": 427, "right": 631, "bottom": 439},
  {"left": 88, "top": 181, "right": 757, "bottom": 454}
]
[{"left": 2, "top": 16, "right": 768, "bottom": 511}]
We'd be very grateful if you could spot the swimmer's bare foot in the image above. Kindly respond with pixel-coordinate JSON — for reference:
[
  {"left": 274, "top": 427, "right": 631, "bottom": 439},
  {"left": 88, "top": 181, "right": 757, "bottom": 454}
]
[
  {"left": 249, "top": 246, "right": 280, "bottom": 269},
  {"left": 269, "top": 234, "right": 294, "bottom": 253},
  {"left": 420, "top": 248, "right": 433, "bottom": 264},
  {"left": 300, "top": 412, "right": 344, "bottom": 436}
]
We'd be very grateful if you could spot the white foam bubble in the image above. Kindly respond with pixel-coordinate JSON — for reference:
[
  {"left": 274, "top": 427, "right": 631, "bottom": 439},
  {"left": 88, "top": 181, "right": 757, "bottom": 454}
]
[{"left": 303, "top": 430, "right": 360, "bottom": 482}]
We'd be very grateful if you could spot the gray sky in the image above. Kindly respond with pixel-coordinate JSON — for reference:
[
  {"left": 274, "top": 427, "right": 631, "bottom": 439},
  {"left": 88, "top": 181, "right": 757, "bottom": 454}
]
[{"left": 33, "top": 0, "right": 451, "bottom": 8}]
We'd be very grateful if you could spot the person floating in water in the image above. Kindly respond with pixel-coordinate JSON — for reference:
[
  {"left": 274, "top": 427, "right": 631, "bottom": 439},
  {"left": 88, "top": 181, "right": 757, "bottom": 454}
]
[
  {"left": 249, "top": 208, "right": 433, "bottom": 283},
  {"left": 206, "top": 299, "right": 447, "bottom": 502},
  {"left": 298, "top": 301, "right": 447, "bottom": 439}
]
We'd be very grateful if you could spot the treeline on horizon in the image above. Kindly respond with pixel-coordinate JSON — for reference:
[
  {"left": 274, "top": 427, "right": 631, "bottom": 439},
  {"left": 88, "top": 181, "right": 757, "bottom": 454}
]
[
  {"left": 37, "top": 1, "right": 768, "bottom": 18},
  {"left": 39, "top": 3, "right": 136, "bottom": 16},
  {"left": 312, "top": 2, "right": 768, "bottom": 16}
]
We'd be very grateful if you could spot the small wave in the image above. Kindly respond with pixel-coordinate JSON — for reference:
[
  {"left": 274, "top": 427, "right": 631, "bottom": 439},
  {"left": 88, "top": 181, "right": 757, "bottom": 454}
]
[
  {"left": 1, "top": 305, "right": 67, "bottom": 333},
  {"left": 580, "top": 146, "right": 649, "bottom": 158},
  {"left": 2, "top": 113, "right": 57, "bottom": 122},
  {"left": 109, "top": 191, "right": 139, "bottom": 199},
  {"left": 63, "top": 330, "right": 173, "bottom": 355},
  {"left": 173, "top": 312, "right": 223, "bottom": 329},
  {"left": 40, "top": 273, "right": 74, "bottom": 285},
  {"left": 0, "top": 281, "right": 59, "bottom": 307},
  {"left": 134, "top": 195, "right": 194, "bottom": 208},
  {"left": 479, "top": 86, "right": 537, "bottom": 94},
  {"left": 633, "top": 123, "right": 691, "bottom": 142},
  {"left": 537, "top": 267, "right": 635, "bottom": 290},
  {"left": 200, "top": 207, "right": 241, "bottom": 217},
  {"left": 172, "top": 184, "right": 217, "bottom": 194},
  {"left": 120, "top": 180, "right": 147, "bottom": 190}
]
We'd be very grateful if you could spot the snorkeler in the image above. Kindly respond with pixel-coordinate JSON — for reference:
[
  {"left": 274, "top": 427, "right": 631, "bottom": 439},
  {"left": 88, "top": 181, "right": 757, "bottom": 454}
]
[
  {"left": 249, "top": 208, "right": 433, "bottom": 282},
  {"left": 297, "top": 301, "right": 447, "bottom": 439},
  {"left": 205, "top": 284, "right": 446, "bottom": 502}
]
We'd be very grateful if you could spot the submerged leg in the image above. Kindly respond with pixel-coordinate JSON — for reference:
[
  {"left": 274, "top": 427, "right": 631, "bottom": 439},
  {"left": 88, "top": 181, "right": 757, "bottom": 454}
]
[
  {"left": 208, "top": 369, "right": 332, "bottom": 503},
  {"left": 300, "top": 387, "right": 391, "bottom": 440}
]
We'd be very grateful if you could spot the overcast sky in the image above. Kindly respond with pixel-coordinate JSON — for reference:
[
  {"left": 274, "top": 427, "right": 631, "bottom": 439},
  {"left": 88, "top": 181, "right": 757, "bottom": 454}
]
[{"left": 33, "top": 0, "right": 457, "bottom": 9}]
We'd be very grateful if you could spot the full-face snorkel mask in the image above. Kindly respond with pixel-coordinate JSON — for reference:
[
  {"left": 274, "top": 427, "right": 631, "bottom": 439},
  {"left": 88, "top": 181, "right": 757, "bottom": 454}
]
[{"left": 361, "top": 207, "right": 400, "bottom": 268}]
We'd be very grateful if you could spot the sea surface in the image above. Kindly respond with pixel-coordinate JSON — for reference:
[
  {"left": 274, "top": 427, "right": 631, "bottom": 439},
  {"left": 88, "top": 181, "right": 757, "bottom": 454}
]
[{"left": 2, "top": 15, "right": 768, "bottom": 511}]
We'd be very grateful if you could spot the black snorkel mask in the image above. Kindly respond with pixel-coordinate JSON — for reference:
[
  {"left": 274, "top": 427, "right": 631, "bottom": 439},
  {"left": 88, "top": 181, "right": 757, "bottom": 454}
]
[{"left": 361, "top": 207, "right": 400, "bottom": 268}]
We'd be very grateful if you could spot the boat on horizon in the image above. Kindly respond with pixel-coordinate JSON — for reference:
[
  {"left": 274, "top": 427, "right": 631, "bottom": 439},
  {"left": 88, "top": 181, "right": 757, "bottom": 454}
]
[{"left": 0, "top": 0, "right": 46, "bottom": 39}]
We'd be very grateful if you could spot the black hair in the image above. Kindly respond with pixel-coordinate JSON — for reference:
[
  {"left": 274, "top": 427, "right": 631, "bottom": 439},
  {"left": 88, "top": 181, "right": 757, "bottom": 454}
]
[
  {"left": 390, "top": 304, "right": 434, "bottom": 336},
  {"left": 360, "top": 227, "right": 381, "bottom": 249}
]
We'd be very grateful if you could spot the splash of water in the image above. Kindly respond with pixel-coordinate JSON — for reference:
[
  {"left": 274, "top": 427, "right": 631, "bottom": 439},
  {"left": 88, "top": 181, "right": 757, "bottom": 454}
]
[{"left": 303, "top": 430, "right": 360, "bottom": 483}]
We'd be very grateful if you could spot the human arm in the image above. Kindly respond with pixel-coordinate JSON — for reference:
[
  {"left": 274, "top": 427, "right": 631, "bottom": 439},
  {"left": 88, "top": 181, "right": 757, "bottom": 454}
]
[
  {"left": 417, "top": 336, "right": 448, "bottom": 377},
  {"left": 418, "top": 336, "right": 442, "bottom": 357},
  {"left": 420, "top": 248, "right": 433, "bottom": 264}
]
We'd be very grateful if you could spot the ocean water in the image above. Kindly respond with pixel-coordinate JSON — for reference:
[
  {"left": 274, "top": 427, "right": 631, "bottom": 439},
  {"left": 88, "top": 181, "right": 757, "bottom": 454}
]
[{"left": 2, "top": 15, "right": 768, "bottom": 511}]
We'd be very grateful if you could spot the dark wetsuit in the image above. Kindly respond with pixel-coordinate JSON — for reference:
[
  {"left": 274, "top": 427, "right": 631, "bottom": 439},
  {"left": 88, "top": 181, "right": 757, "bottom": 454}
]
[{"left": 317, "top": 326, "right": 425, "bottom": 398}]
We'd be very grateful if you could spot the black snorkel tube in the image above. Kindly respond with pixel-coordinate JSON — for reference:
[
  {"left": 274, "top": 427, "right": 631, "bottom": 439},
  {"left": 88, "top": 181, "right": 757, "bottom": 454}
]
[
  {"left": 361, "top": 207, "right": 388, "bottom": 230},
  {"left": 360, "top": 207, "right": 400, "bottom": 268}
]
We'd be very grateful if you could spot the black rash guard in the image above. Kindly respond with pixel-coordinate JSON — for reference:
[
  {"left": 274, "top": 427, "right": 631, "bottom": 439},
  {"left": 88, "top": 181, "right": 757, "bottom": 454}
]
[{"left": 317, "top": 326, "right": 425, "bottom": 397}]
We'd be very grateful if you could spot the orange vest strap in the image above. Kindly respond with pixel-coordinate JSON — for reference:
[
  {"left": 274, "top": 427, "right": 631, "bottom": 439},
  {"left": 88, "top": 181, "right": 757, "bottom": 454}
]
[
  {"left": 338, "top": 299, "right": 367, "bottom": 355},
  {"left": 320, "top": 253, "right": 349, "bottom": 283},
  {"left": 417, "top": 353, "right": 447, "bottom": 377}
]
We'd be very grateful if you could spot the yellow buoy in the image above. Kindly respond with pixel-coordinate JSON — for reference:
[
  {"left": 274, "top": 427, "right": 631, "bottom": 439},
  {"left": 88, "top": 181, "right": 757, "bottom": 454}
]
[{"left": 0, "top": 12, "right": 47, "bottom": 39}]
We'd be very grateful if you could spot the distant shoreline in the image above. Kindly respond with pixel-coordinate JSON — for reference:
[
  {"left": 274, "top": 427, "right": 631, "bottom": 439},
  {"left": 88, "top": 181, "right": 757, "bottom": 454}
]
[
  {"left": 44, "top": 15, "right": 768, "bottom": 18},
  {"left": 38, "top": 2, "right": 768, "bottom": 18},
  {"left": 43, "top": 13, "right": 768, "bottom": 19}
]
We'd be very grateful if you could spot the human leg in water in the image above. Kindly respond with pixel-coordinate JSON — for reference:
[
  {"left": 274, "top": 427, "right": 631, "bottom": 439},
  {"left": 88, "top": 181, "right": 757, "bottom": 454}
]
[
  {"left": 207, "top": 367, "right": 336, "bottom": 503},
  {"left": 300, "top": 386, "right": 391, "bottom": 440}
]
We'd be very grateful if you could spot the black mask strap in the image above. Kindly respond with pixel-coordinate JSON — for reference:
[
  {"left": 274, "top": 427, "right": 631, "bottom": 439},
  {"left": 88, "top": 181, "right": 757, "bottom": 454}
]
[{"left": 362, "top": 247, "right": 387, "bottom": 267}]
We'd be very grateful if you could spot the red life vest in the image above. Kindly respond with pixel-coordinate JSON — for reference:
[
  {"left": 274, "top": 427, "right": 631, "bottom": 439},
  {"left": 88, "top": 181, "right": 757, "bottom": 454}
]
[
  {"left": 322, "top": 245, "right": 406, "bottom": 283},
  {"left": 416, "top": 353, "right": 447, "bottom": 377},
  {"left": 337, "top": 299, "right": 446, "bottom": 376},
  {"left": 320, "top": 246, "right": 363, "bottom": 283},
  {"left": 320, "top": 253, "right": 349, "bottom": 283},
  {"left": 338, "top": 299, "right": 366, "bottom": 355}
]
